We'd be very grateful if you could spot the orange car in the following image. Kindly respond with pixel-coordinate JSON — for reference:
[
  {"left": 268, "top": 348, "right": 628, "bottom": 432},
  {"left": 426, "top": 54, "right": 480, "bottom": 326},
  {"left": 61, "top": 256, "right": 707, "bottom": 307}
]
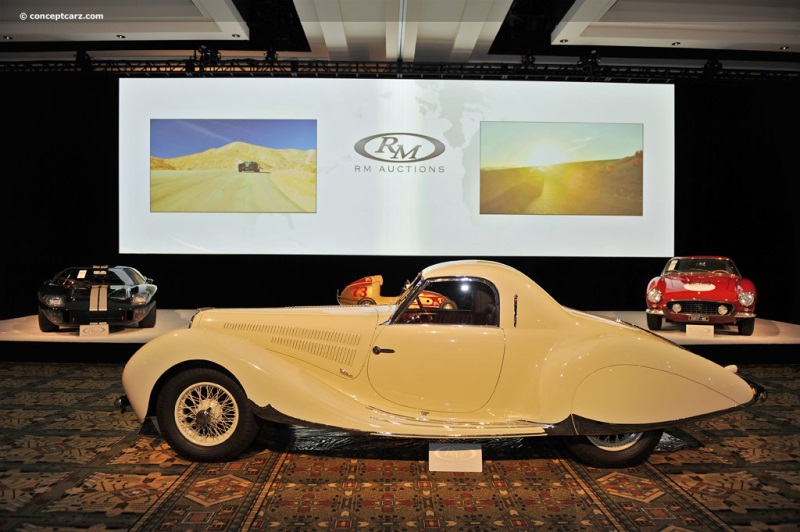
[{"left": 337, "top": 275, "right": 455, "bottom": 309}]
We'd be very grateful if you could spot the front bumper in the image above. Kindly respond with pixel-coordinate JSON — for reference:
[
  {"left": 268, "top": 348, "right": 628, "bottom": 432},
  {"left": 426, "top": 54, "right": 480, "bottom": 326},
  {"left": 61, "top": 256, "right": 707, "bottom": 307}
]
[
  {"left": 40, "top": 301, "right": 155, "bottom": 327},
  {"left": 647, "top": 304, "right": 755, "bottom": 325}
]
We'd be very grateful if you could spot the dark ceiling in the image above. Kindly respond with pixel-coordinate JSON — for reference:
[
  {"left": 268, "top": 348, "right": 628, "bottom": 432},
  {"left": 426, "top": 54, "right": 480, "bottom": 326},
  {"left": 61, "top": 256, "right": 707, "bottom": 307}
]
[{"left": 0, "top": 0, "right": 797, "bottom": 80}]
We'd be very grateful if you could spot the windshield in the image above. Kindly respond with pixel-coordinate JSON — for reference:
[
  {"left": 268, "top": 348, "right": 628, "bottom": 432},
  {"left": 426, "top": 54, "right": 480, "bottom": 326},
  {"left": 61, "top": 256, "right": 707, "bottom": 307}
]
[
  {"left": 664, "top": 258, "right": 740, "bottom": 275},
  {"left": 54, "top": 268, "right": 125, "bottom": 287}
]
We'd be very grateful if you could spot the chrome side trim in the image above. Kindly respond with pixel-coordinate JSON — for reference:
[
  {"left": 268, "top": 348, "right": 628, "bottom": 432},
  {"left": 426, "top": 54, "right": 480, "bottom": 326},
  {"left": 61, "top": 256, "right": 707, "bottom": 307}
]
[{"left": 513, "top": 294, "right": 518, "bottom": 327}]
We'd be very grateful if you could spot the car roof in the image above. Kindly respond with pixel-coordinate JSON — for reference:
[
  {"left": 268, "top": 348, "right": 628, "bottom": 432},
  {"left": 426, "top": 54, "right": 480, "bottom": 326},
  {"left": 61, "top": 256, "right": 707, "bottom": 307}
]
[
  {"left": 58, "top": 265, "right": 139, "bottom": 272},
  {"left": 421, "top": 260, "right": 571, "bottom": 328},
  {"left": 421, "top": 260, "right": 524, "bottom": 280},
  {"left": 671, "top": 255, "right": 732, "bottom": 260}
]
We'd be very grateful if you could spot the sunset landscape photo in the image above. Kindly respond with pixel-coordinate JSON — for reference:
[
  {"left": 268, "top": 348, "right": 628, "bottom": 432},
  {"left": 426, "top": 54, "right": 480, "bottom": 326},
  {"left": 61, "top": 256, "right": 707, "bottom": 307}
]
[
  {"left": 480, "top": 122, "right": 643, "bottom": 216},
  {"left": 150, "top": 119, "right": 317, "bottom": 213}
]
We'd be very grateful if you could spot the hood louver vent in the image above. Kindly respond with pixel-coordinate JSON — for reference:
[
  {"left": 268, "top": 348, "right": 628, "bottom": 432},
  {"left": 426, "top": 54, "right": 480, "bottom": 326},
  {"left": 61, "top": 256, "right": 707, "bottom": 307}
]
[{"left": 222, "top": 322, "right": 361, "bottom": 368}]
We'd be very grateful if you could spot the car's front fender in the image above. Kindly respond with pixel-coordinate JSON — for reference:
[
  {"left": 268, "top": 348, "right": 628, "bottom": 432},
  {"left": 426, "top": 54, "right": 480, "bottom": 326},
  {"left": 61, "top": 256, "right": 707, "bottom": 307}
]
[
  {"left": 126, "top": 328, "right": 323, "bottom": 411},
  {"left": 122, "top": 328, "right": 384, "bottom": 432}
]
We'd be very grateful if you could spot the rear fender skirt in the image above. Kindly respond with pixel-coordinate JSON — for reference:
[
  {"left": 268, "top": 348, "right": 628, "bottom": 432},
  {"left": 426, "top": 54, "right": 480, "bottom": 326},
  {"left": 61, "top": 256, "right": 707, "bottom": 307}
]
[{"left": 546, "top": 377, "right": 767, "bottom": 437}]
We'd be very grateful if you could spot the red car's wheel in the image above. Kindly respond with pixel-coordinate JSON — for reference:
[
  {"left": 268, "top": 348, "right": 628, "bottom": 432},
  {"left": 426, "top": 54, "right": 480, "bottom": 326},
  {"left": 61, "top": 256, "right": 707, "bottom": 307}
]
[
  {"left": 738, "top": 318, "right": 755, "bottom": 336},
  {"left": 646, "top": 313, "right": 662, "bottom": 331},
  {"left": 440, "top": 299, "right": 457, "bottom": 310}
]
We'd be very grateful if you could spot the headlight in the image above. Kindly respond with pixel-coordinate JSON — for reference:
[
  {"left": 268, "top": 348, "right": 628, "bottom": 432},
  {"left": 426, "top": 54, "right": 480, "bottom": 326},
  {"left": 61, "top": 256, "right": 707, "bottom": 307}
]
[
  {"left": 738, "top": 291, "right": 755, "bottom": 306},
  {"left": 646, "top": 288, "right": 662, "bottom": 304},
  {"left": 718, "top": 305, "right": 729, "bottom": 315},
  {"left": 131, "top": 292, "right": 151, "bottom": 305},
  {"left": 43, "top": 295, "right": 65, "bottom": 307},
  {"left": 671, "top": 303, "right": 682, "bottom": 313}
]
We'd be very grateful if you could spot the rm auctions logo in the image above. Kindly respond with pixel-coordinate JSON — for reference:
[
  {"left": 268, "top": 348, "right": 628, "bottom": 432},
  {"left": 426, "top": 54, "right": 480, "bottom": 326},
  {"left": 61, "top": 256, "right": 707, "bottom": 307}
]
[{"left": 354, "top": 132, "right": 446, "bottom": 163}]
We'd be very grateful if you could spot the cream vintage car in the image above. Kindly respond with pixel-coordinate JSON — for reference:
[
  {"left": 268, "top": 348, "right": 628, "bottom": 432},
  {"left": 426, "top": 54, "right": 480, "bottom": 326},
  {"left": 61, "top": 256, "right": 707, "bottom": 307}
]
[{"left": 117, "top": 260, "right": 765, "bottom": 468}]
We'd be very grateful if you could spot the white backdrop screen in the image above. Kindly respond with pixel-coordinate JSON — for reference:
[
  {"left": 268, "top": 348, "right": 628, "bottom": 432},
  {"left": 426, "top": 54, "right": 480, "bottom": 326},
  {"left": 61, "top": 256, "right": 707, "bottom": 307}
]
[{"left": 119, "top": 78, "right": 674, "bottom": 256}]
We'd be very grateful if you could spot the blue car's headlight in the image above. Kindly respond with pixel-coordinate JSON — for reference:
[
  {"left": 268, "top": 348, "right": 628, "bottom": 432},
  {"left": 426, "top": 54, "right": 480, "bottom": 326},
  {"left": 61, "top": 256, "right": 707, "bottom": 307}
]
[
  {"left": 132, "top": 292, "right": 151, "bottom": 306},
  {"left": 43, "top": 295, "right": 65, "bottom": 307}
]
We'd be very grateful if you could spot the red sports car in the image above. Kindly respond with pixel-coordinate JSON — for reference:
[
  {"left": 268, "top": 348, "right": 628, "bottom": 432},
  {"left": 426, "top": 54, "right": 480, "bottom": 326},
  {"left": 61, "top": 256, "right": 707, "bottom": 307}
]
[{"left": 645, "top": 256, "right": 756, "bottom": 335}]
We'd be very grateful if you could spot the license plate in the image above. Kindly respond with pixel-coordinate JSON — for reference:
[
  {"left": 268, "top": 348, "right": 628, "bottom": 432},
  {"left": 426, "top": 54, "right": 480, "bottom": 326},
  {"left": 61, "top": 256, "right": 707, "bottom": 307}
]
[{"left": 688, "top": 315, "right": 709, "bottom": 322}]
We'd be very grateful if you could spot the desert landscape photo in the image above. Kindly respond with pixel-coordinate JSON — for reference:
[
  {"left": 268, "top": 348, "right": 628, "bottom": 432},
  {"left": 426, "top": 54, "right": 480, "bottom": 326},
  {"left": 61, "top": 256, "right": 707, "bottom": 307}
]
[
  {"left": 150, "top": 119, "right": 316, "bottom": 213},
  {"left": 480, "top": 121, "right": 643, "bottom": 216}
]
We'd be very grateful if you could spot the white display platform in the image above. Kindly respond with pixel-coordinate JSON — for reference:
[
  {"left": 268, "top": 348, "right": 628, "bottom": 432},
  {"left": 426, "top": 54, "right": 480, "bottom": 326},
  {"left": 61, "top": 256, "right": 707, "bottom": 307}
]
[
  {"left": 0, "top": 310, "right": 798, "bottom": 346},
  {"left": 0, "top": 309, "right": 195, "bottom": 344},
  {"left": 590, "top": 311, "right": 800, "bottom": 346}
]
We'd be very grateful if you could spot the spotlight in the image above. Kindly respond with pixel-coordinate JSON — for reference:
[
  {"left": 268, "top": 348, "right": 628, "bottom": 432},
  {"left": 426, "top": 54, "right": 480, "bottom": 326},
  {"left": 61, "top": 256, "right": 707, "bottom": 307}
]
[
  {"left": 521, "top": 52, "right": 535, "bottom": 68},
  {"left": 578, "top": 50, "right": 600, "bottom": 70},
  {"left": 703, "top": 59, "right": 723, "bottom": 77},
  {"left": 197, "top": 45, "right": 220, "bottom": 66},
  {"left": 75, "top": 50, "right": 92, "bottom": 72}
]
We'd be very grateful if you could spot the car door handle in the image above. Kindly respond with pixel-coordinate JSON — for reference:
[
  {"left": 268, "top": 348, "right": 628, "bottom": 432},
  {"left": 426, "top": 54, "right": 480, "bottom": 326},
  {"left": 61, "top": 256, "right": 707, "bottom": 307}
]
[{"left": 372, "top": 346, "right": 395, "bottom": 355}]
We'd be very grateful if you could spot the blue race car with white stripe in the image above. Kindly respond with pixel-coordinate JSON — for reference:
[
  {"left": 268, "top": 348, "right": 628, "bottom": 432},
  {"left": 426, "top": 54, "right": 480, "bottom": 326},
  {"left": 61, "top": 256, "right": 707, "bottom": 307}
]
[{"left": 37, "top": 265, "right": 157, "bottom": 332}]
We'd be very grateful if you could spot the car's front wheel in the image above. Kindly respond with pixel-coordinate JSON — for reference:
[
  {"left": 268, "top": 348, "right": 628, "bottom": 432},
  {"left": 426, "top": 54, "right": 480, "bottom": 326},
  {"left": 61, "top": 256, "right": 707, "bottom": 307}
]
[
  {"left": 646, "top": 313, "right": 662, "bottom": 330},
  {"left": 738, "top": 318, "right": 755, "bottom": 336},
  {"left": 564, "top": 429, "right": 663, "bottom": 468},
  {"left": 139, "top": 303, "right": 157, "bottom": 328},
  {"left": 38, "top": 308, "right": 59, "bottom": 332},
  {"left": 156, "top": 368, "right": 260, "bottom": 462}
]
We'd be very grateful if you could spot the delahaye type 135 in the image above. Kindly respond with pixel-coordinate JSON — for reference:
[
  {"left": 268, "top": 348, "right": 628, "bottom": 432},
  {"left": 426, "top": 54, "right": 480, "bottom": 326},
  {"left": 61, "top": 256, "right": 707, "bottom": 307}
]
[{"left": 117, "top": 260, "right": 765, "bottom": 468}]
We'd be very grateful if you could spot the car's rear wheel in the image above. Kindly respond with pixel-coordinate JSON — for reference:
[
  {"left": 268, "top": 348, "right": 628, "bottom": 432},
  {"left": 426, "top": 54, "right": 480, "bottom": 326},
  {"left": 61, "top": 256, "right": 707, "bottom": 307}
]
[
  {"left": 738, "top": 318, "right": 755, "bottom": 336},
  {"left": 564, "top": 429, "right": 663, "bottom": 468},
  {"left": 139, "top": 303, "right": 157, "bottom": 328},
  {"left": 357, "top": 298, "right": 376, "bottom": 305},
  {"left": 38, "top": 308, "right": 59, "bottom": 332},
  {"left": 440, "top": 299, "right": 457, "bottom": 310},
  {"left": 646, "top": 313, "right": 662, "bottom": 330},
  {"left": 156, "top": 368, "right": 260, "bottom": 462}
]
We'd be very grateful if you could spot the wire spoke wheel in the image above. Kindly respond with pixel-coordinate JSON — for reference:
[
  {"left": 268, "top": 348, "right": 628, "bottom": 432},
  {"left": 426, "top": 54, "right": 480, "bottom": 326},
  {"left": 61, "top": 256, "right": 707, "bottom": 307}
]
[
  {"left": 586, "top": 432, "right": 642, "bottom": 452},
  {"left": 175, "top": 381, "right": 239, "bottom": 446},
  {"left": 565, "top": 429, "right": 663, "bottom": 468},
  {"left": 157, "top": 368, "right": 260, "bottom": 462}
]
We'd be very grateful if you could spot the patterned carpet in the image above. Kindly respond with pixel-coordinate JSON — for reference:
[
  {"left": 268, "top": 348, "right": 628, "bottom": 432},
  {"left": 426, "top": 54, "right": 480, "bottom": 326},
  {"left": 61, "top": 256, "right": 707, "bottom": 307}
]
[{"left": 0, "top": 361, "right": 798, "bottom": 531}]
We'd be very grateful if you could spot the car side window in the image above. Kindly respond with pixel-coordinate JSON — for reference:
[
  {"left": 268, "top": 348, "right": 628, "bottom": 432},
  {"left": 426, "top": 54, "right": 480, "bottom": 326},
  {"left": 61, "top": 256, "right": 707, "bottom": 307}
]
[{"left": 395, "top": 278, "right": 499, "bottom": 326}]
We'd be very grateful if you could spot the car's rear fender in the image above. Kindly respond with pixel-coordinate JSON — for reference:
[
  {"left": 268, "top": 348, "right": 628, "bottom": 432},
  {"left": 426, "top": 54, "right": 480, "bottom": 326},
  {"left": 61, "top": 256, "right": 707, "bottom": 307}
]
[{"left": 536, "top": 335, "right": 757, "bottom": 427}]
